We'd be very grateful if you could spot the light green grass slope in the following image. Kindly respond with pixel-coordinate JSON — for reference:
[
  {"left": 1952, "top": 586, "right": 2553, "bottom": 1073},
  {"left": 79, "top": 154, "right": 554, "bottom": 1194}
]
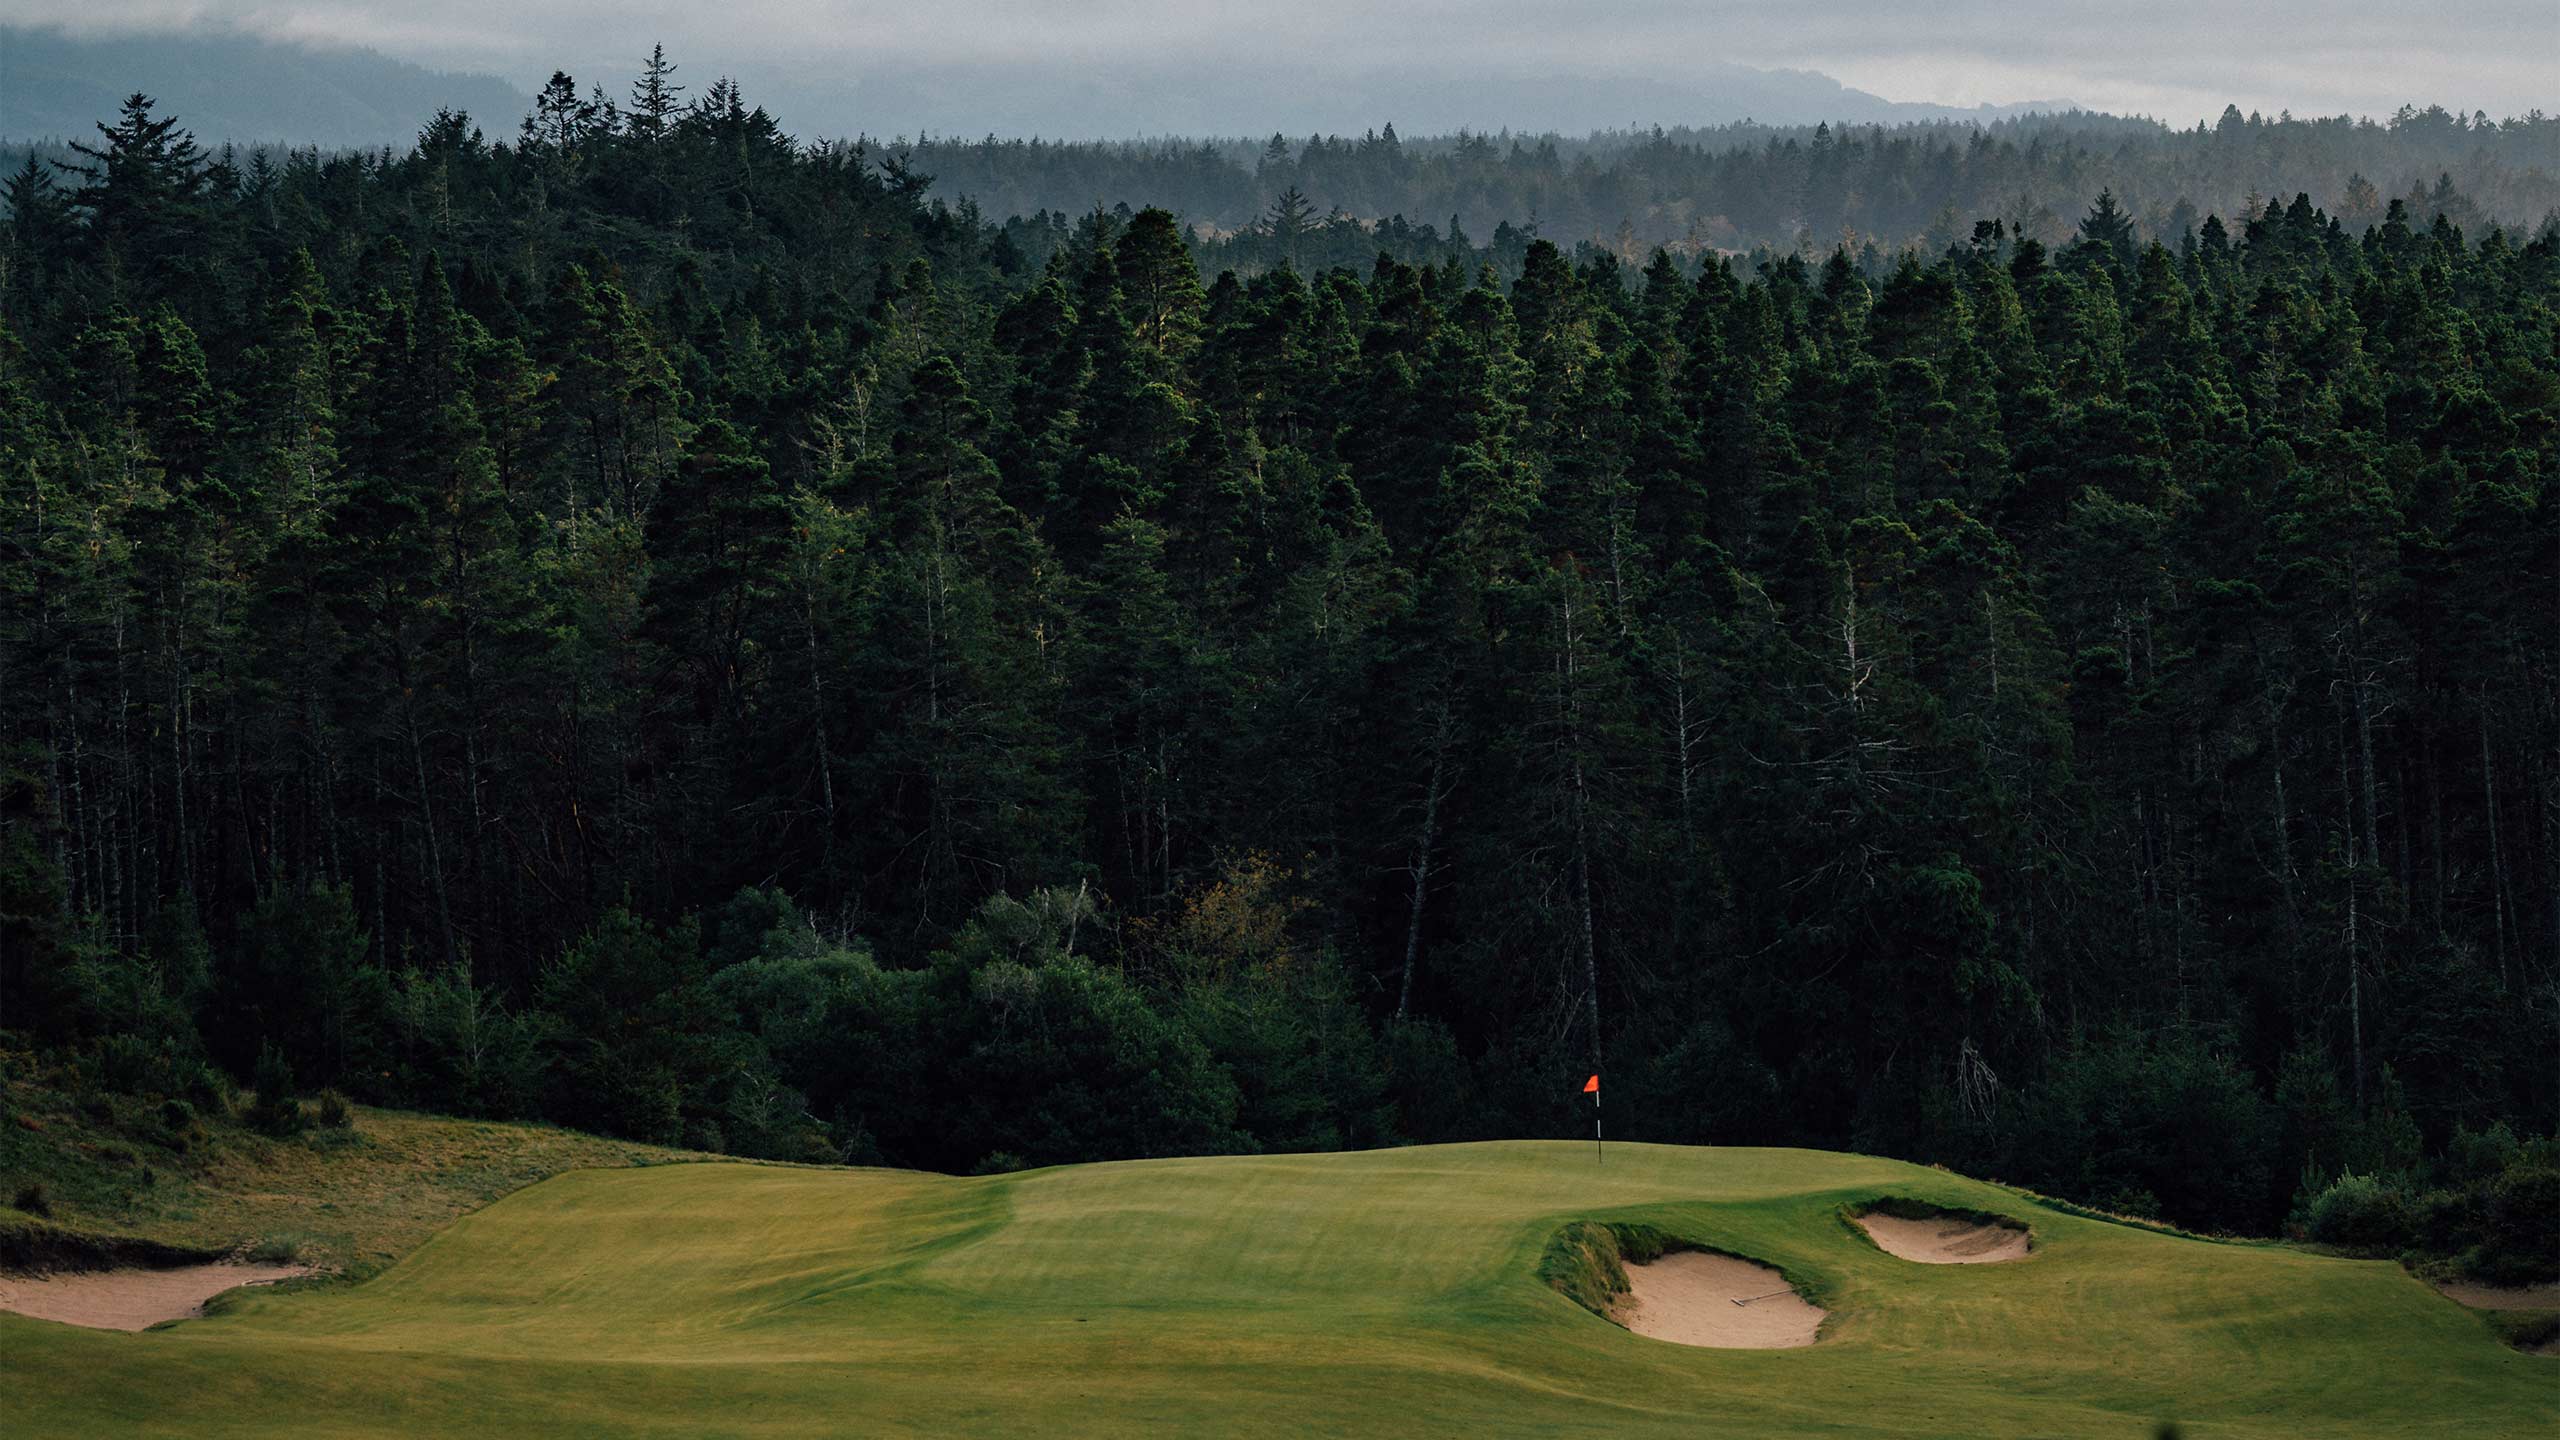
[{"left": 3, "top": 1142, "right": 2547, "bottom": 1437}]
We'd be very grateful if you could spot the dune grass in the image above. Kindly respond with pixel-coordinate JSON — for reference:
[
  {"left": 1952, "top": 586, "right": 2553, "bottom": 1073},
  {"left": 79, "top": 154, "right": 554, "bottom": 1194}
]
[
  {"left": 2, "top": 1065, "right": 696, "bottom": 1276},
  {"left": 3, "top": 1141, "right": 2549, "bottom": 1437}
]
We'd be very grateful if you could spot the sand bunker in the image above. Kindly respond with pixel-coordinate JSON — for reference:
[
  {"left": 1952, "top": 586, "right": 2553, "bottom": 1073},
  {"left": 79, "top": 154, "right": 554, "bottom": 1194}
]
[
  {"left": 1854, "top": 1209, "right": 2031, "bottom": 1264},
  {"left": 0, "top": 1263, "right": 314, "bottom": 1331},
  {"left": 1610, "top": 1251, "right": 1824, "bottom": 1349},
  {"left": 2430, "top": 1279, "right": 2559, "bottom": 1312}
]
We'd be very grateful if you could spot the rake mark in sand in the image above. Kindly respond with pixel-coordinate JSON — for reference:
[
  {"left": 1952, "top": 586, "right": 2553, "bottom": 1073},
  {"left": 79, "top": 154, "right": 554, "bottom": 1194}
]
[{"left": 1612, "top": 1251, "right": 1825, "bottom": 1349}]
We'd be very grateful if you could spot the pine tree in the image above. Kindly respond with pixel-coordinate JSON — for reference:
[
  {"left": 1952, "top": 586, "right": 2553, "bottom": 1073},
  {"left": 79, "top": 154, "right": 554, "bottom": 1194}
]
[
  {"left": 1116, "top": 208, "right": 1207, "bottom": 381},
  {"left": 629, "top": 45, "right": 686, "bottom": 145},
  {"left": 60, "top": 93, "right": 207, "bottom": 293}
]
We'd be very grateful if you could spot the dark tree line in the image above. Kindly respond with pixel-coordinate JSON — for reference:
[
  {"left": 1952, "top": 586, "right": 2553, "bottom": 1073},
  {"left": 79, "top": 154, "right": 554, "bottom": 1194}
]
[
  {"left": 1, "top": 73, "right": 2554, "bottom": 1244},
  {"left": 908, "top": 104, "right": 2559, "bottom": 264}
]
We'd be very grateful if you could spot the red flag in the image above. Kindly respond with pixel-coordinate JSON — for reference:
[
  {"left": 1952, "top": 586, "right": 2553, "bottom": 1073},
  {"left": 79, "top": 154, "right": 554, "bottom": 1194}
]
[{"left": 1582, "top": 1074, "right": 1600, "bottom": 1094}]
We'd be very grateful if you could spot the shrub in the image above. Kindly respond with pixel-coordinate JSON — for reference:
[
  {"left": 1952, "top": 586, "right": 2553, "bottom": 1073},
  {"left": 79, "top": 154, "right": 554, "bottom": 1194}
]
[
  {"left": 312, "top": 1089, "right": 353, "bottom": 1129},
  {"left": 2305, "top": 1172, "right": 2416, "bottom": 1252},
  {"left": 931, "top": 892, "right": 1246, "bottom": 1170},
  {"left": 950, "top": 949, "right": 1245, "bottom": 1167},
  {"left": 2412, "top": 1187, "right": 2477, "bottom": 1252},
  {"left": 245, "top": 1042, "right": 305, "bottom": 1138},
  {"left": 2470, "top": 1164, "right": 2560, "bottom": 1285},
  {"left": 2095, "top": 1186, "right": 2164, "bottom": 1221},
  {"left": 2339, "top": 1070, "right": 2424, "bottom": 1178},
  {"left": 538, "top": 908, "right": 708, "bottom": 1145},
  {"left": 1380, "top": 1016, "right": 1474, "bottom": 1143},
  {"left": 245, "top": 1232, "right": 312, "bottom": 1264},
  {"left": 156, "top": 1095, "right": 205, "bottom": 1153},
  {"left": 10, "top": 1180, "right": 50, "bottom": 1217},
  {"left": 382, "top": 964, "right": 544, "bottom": 1119},
  {"left": 2002, "top": 1027, "right": 2275, "bottom": 1234},
  {"left": 2444, "top": 1122, "right": 2521, "bottom": 1185},
  {"left": 1178, "top": 951, "right": 1393, "bottom": 1153},
  {"left": 212, "top": 882, "right": 389, "bottom": 1084},
  {"left": 87, "top": 1032, "right": 175, "bottom": 1095}
]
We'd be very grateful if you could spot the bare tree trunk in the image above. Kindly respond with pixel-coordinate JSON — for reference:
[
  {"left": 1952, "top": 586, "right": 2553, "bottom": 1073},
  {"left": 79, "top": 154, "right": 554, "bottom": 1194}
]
[
  {"left": 2426, "top": 718, "right": 2446, "bottom": 934},
  {"left": 2270, "top": 702, "right": 2297, "bottom": 908},
  {"left": 1561, "top": 593, "right": 1602, "bottom": 1070},
  {"left": 315, "top": 689, "right": 343, "bottom": 889},
  {"left": 805, "top": 592, "right": 838, "bottom": 850},
  {"left": 2355, "top": 664, "right": 2382, "bottom": 899},
  {"left": 1606, "top": 485, "right": 1634, "bottom": 638},
  {"left": 1396, "top": 700, "right": 1453, "bottom": 1023},
  {"left": 2481, "top": 703, "right": 2511, "bottom": 991},
  {"left": 1984, "top": 589, "right": 2000, "bottom": 702},
  {"left": 460, "top": 604, "right": 491, "bottom": 979},
  {"left": 2339, "top": 699, "right": 2364, "bottom": 1113},
  {"left": 371, "top": 750, "right": 390, "bottom": 965},
  {"left": 1575, "top": 769, "right": 1601, "bottom": 1072},
  {"left": 112, "top": 608, "right": 133, "bottom": 947},
  {"left": 921, "top": 539, "right": 950, "bottom": 921},
  {"left": 1667, "top": 639, "right": 1703, "bottom": 961},
  {"left": 404, "top": 689, "right": 460, "bottom": 971},
  {"left": 2544, "top": 751, "right": 2559, "bottom": 982},
  {"left": 171, "top": 579, "right": 193, "bottom": 901}
]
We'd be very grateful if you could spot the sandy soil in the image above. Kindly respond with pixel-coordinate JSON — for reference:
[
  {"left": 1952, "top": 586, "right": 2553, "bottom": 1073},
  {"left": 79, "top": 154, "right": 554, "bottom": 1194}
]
[
  {"left": 2430, "top": 1279, "right": 2560, "bottom": 1311},
  {"left": 0, "top": 1263, "right": 316, "bottom": 1331},
  {"left": 1610, "top": 1251, "right": 1824, "bottom": 1348},
  {"left": 1854, "top": 1211, "right": 2032, "bottom": 1264}
]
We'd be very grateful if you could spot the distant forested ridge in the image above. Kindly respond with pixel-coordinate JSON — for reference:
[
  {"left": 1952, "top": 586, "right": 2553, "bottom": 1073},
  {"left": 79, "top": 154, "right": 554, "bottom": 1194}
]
[
  {"left": 922, "top": 107, "right": 2560, "bottom": 263},
  {"left": 0, "top": 25, "right": 532, "bottom": 150},
  {"left": 1, "top": 69, "right": 2554, "bottom": 1250},
  {"left": 0, "top": 24, "right": 2064, "bottom": 142}
]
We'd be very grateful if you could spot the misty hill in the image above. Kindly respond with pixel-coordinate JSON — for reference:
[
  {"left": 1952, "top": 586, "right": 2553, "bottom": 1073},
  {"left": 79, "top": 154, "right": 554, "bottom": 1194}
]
[
  {"left": 774, "top": 59, "right": 2072, "bottom": 139},
  {"left": 0, "top": 25, "right": 529, "bottom": 148},
  {"left": 1, "top": 24, "right": 2067, "bottom": 150}
]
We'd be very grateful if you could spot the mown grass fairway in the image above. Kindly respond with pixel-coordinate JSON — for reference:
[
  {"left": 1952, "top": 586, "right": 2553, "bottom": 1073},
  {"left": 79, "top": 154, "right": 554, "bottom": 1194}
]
[{"left": 2, "top": 1142, "right": 2547, "bottom": 1437}]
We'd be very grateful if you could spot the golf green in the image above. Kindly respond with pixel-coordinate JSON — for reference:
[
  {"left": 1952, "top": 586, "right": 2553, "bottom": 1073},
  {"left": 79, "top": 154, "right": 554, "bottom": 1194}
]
[{"left": 3, "top": 1142, "right": 2548, "bottom": 1436}]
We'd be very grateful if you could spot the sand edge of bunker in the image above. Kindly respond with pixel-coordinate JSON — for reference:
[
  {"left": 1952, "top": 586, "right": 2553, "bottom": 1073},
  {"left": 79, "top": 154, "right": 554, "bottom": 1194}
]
[
  {"left": 2427, "top": 1277, "right": 2560, "bottom": 1312},
  {"left": 1844, "top": 1198, "right": 2035, "bottom": 1265},
  {"left": 2418, "top": 1276, "right": 2560, "bottom": 1356},
  {"left": 1542, "top": 1219, "right": 1827, "bottom": 1349},
  {"left": 1, "top": 1214, "right": 324, "bottom": 1331},
  {"left": 0, "top": 1260, "right": 320, "bottom": 1331}
]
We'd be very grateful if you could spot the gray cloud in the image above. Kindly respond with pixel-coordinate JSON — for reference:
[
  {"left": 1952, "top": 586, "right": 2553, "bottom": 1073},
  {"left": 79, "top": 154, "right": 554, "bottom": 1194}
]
[{"left": 6, "top": 0, "right": 2552, "bottom": 134}]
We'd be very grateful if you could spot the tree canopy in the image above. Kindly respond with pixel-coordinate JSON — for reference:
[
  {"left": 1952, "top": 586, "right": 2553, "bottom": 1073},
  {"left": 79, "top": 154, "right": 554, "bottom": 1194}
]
[{"left": 1, "top": 78, "right": 2553, "bottom": 1244}]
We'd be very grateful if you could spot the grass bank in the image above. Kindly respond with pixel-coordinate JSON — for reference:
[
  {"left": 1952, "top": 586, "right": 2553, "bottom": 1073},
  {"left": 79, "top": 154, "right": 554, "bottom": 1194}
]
[{"left": 4, "top": 1141, "right": 2549, "bottom": 1436}]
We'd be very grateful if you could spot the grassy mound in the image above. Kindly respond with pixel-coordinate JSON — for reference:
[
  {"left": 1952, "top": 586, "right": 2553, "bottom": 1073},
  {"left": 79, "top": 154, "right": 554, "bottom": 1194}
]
[
  {"left": 2, "top": 1059, "right": 700, "bottom": 1277},
  {"left": 1844, "top": 1196, "right": 2033, "bottom": 1258},
  {"left": 1845, "top": 1194, "right": 2028, "bottom": 1230},
  {"left": 0, "top": 1212, "right": 223, "bottom": 1275},
  {"left": 1538, "top": 1219, "right": 1681, "bottom": 1315},
  {"left": 3, "top": 1142, "right": 2551, "bottom": 1437},
  {"left": 2488, "top": 1309, "right": 2560, "bottom": 1355}
]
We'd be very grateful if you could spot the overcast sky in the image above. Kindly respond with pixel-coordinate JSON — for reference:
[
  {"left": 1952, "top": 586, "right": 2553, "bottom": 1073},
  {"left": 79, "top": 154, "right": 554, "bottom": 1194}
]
[{"left": 7, "top": 0, "right": 2553, "bottom": 132}]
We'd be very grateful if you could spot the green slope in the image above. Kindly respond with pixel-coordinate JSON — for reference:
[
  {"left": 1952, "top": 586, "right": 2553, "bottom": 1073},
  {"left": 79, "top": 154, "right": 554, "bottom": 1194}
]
[{"left": 2, "top": 1143, "right": 2547, "bottom": 1437}]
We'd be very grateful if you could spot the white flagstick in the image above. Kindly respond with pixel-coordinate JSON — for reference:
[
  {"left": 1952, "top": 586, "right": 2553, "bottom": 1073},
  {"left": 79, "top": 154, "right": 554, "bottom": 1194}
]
[{"left": 1594, "top": 1081, "right": 1603, "bottom": 1166}]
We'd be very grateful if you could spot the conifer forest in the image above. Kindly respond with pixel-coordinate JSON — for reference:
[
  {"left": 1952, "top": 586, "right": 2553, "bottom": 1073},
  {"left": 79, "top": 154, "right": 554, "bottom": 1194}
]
[{"left": 2, "top": 68, "right": 2554, "bottom": 1242}]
